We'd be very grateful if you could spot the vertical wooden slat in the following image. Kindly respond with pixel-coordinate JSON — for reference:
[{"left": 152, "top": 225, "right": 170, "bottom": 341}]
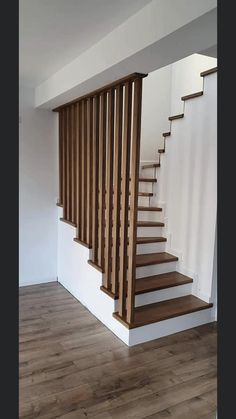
[
  {"left": 75, "top": 103, "right": 79, "bottom": 235},
  {"left": 98, "top": 92, "right": 107, "bottom": 268},
  {"left": 119, "top": 82, "right": 132, "bottom": 316},
  {"left": 87, "top": 98, "right": 93, "bottom": 246},
  {"left": 111, "top": 85, "right": 123, "bottom": 294},
  {"left": 126, "top": 78, "right": 143, "bottom": 324},
  {"left": 81, "top": 100, "right": 87, "bottom": 241},
  {"left": 68, "top": 106, "right": 73, "bottom": 222},
  {"left": 62, "top": 109, "right": 66, "bottom": 214},
  {"left": 92, "top": 96, "right": 99, "bottom": 263},
  {"left": 71, "top": 105, "right": 75, "bottom": 224},
  {"left": 62, "top": 108, "right": 67, "bottom": 218},
  {"left": 78, "top": 102, "right": 83, "bottom": 240},
  {"left": 58, "top": 110, "right": 63, "bottom": 205},
  {"left": 73, "top": 104, "right": 77, "bottom": 226},
  {"left": 104, "top": 88, "right": 115, "bottom": 289},
  {"left": 66, "top": 107, "right": 70, "bottom": 221}
]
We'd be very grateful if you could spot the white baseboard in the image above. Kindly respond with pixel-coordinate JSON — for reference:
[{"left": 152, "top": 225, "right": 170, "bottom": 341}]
[{"left": 19, "top": 277, "right": 57, "bottom": 287}]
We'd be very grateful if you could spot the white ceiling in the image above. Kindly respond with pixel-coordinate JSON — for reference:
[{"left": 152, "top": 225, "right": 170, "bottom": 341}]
[{"left": 19, "top": 0, "right": 152, "bottom": 87}]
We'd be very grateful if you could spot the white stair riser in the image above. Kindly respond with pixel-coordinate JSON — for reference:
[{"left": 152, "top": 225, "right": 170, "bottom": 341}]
[
  {"left": 140, "top": 167, "right": 157, "bottom": 177},
  {"left": 137, "top": 226, "right": 163, "bottom": 237},
  {"left": 128, "top": 308, "right": 213, "bottom": 346},
  {"left": 136, "top": 261, "right": 177, "bottom": 278},
  {"left": 138, "top": 211, "right": 163, "bottom": 222},
  {"left": 138, "top": 196, "right": 151, "bottom": 206},
  {"left": 114, "top": 282, "right": 192, "bottom": 311},
  {"left": 136, "top": 241, "right": 166, "bottom": 254},
  {"left": 138, "top": 182, "right": 154, "bottom": 193},
  {"left": 135, "top": 283, "right": 192, "bottom": 307}
]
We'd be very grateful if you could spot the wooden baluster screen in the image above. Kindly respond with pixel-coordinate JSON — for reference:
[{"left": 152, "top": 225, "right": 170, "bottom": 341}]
[
  {"left": 104, "top": 89, "right": 115, "bottom": 289},
  {"left": 55, "top": 73, "right": 146, "bottom": 324}
]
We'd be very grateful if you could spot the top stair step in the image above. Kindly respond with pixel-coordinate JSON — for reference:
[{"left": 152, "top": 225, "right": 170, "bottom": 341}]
[
  {"left": 113, "top": 295, "right": 213, "bottom": 329},
  {"left": 200, "top": 67, "right": 218, "bottom": 77}
]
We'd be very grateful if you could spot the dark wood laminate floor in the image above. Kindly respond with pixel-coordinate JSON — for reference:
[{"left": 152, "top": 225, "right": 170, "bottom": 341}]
[{"left": 19, "top": 282, "right": 217, "bottom": 419}]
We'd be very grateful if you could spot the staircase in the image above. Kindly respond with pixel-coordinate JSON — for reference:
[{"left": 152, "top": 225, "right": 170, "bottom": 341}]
[{"left": 56, "top": 67, "right": 217, "bottom": 345}]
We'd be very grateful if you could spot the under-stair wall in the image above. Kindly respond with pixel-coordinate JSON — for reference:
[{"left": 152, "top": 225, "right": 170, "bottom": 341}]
[{"left": 158, "top": 70, "right": 217, "bottom": 304}]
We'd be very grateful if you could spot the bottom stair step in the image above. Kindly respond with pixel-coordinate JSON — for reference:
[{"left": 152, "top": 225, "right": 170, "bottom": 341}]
[{"left": 113, "top": 295, "right": 213, "bottom": 329}]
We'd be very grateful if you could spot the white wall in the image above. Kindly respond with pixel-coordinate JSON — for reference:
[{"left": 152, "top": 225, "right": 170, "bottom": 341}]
[
  {"left": 140, "top": 53, "right": 217, "bottom": 159},
  {"left": 19, "top": 86, "right": 58, "bottom": 286},
  {"left": 35, "top": 0, "right": 217, "bottom": 109},
  {"left": 170, "top": 53, "right": 217, "bottom": 115},
  {"left": 141, "top": 65, "right": 172, "bottom": 160},
  {"left": 158, "top": 70, "right": 217, "bottom": 302}
]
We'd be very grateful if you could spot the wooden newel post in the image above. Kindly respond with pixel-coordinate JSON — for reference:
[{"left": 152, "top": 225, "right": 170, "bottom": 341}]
[{"left": 126, "top": 77, "right": 143, "bottom": 324}]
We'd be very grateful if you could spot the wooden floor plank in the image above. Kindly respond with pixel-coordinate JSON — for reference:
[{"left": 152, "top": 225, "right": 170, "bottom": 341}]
[{"left": 19, "top": 283, "right": 217, "bottom": 419}]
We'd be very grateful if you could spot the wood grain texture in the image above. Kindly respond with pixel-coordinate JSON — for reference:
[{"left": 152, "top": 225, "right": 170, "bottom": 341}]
[
  {"left": 181, "top": 91, "right": 203, "bottom": 101},
  {"left": 98, "top": 92, "right": 107, "bottom": 268},
  {"left": 113, "top": 295, "right": 213, "bottom": 329},
  {"left": 142, "top": 163, "right": 160, "bottom": 169},
  {"left": 136, "top": 252, "right": 178, "bottom": 267},
  {"left": 19, "top": 283, "right": 217, "bottom": 419},
  {"left": 53, "top": 72, "right": 147, "bottom": 111},
  {"left": 127, "top": 77, "right": 143, "bottom": 324},
  {"left": 71, "top": 105, "right": 76, "bottom": 224},
  {"left": 200, "top": 67, "right": 218, "bottom": 77},
  {"left": 87, "top": 98, "right": 93, "bottom": 246},
  {"left": 76, "top": 102, "right": 82, "bottom": 240},
  {"left": 111, "top": 85, "right": 123, "bottom": 294},
  {"left": 104, "top": 89, "right": 115, "bottom": 289},
  {"left": 81, "top": 100, "right": 87, "bottom": 242},
  {"left": 168, "top": 113, "right": 184, "bottom": 121},
  {"left": 58, "top": 110, "right": 63, "bottom": 205},
  {"left": 135, "top": 271, "right": 193, "bottom": 295},
  {"left": 119, "top": 81, "right": 132, "bottom": 316},
  {"left": 92, "top": 96, "right": 99, "bottom": 263}
]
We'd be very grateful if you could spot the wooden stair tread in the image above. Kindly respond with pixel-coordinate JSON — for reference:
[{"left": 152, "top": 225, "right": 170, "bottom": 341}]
[
  {"left": 138, "top": 192, "right": 153, "bottom": 197},
  {"left": 101, "top": 271, "right": 192, "bottom": 300},
  {"left": 162, "top": 132, "right": 171, "bottom": 137},
  {"left": 135, "top": 271, "right": 193, "bottom": 295},
  {"left": 168, "top": 113, "right": 184, "bottom": 121},
  {"left": 181, "top": 91, "right": 203, "bottom": 101},
  {"left": 136, "top": 236, "right": 166, "bottom": 244},
  {"left": 136, "top": 252, "right": 178, "bottom": 267},
  {"left": 101, "top": 220, "right": 164, "bottom": 228},
  {"left": 104, "top": 191, "right": 153, "bottom": 196},
  {"left": 113, "top": 295, "right": 213, "bottom": 328},
  {"left": 137, "top": 221, "right": 164, "bottom": 227},
  {"left": 102, "top": 236, "right": 166, "bottom": 246},
  {"left": 200, "top": 67, "right": 217, "bottom": 77},
  {"left": 60, "top": 218, "right": 77, "bottom": 228},
  {"left": 138, "top": 206, "right": 162, "bottom": 211},
  {"left": 142, "top": 163, "right": 160, "bottom": 169},
  {"left": 138, "top": 178, "right": 157, "bottom": 183},
  {"left": 90, "top": 251, "right": 176, "bottom": 275}
]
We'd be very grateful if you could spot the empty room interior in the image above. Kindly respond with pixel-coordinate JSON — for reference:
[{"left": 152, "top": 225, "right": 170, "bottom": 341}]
[{"left": 19, "top": 1, "right": 217, "bottom": 418}]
